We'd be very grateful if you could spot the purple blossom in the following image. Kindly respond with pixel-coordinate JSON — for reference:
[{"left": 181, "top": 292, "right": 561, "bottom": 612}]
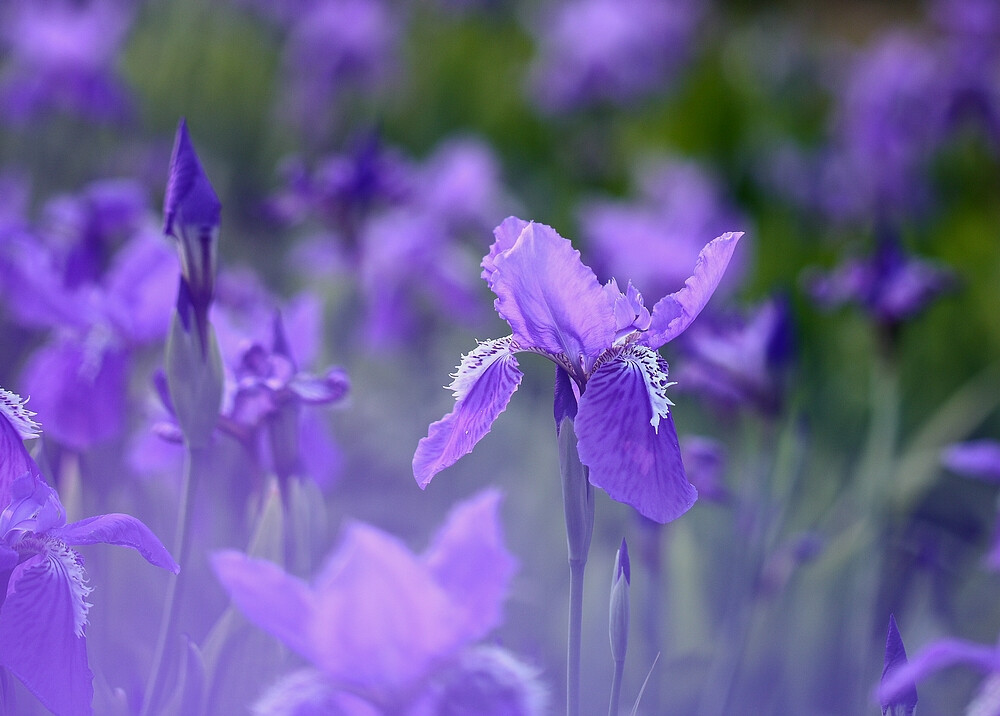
[
  {"left": 528, "top": 0, "right": 701, "bottom": 112},
  {"left": 806, "top": 234, "right": 955, "bottom": 328},
  {"left": 676, "top": 297, "right": 794, "bottom": 416},
  {"left": 413, "top": 218, "right": 741, "bottom": 523},
  {"left": 279, "top": 0, "right": 399, "bottom": 139},
  {"left": 0, "top": 388, "right": 178, "bottom": 716},
  {"left": 941, "top": 440, "right": 1000, "bottom": 483},
  {"left": 212, "top": 489, "right": 524, "bottom": 713},
  {"left": 680, "top": 435, "right": 729, "bottom": 503},
  {"left": 579, "top": 157, "right": 747, "bottom": 302},
  {"left": 0, "top": 0, "right": 134, "bottom": 124}
]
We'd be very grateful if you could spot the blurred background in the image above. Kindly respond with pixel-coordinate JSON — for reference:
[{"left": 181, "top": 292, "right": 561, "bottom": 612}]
[{"left": 1, "top": 0, "right": 999, "bottom": 713}]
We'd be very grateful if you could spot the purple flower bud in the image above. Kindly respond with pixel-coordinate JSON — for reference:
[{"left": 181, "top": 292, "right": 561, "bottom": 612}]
[
  {"left": 164, "top": 118, "right": 222, "bottom": 345},
  {"left": 610, "top": 538, "right": 630, "bottom": 663},
  {"left": 881, "top": 615, "right": 917, "bottom": 716}
]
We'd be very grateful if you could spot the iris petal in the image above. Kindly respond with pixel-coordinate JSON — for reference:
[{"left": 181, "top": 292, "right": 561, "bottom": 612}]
[
  {"left": 0, "top": 550, "right": 94, "bottom": 716},
  {"left": 413, "top": 337, "right": 523, "bottom": 488},
  {"left": 211, "top": 550, "right": 316, "bottom": 662},
  {"left": 486, "top": 221, "right": 615, "bottom": 373},
  {"left": 422, "top": 489, "right": 517, "bottom": 642},
  {"left": 576, "top": 351, "right": 696, "bottom": 523},
  {"left": 642, "top": 231, "right": 743, "bottom": 349},
  {"left": 55, "top": 513, "right": 179, "bottom": 573}
]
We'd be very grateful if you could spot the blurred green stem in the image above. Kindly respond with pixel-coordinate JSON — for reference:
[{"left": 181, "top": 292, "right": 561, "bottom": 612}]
[
  {"left": 568, "top": 557, "right": 586, "bottom": 716},
  {"left": 142, "top": 443, "right": 207, "bottom": 716}
]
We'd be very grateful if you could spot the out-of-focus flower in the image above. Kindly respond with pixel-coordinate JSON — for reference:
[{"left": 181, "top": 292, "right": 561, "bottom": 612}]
[
  {"left": 676, "top": 296, "right": 794, "bottom": 417},
  {"left": 680, "top": 435, "right": 729, "bottom": 503},
  {"left": 942, "top": 440, "right": 1000, "bottom": 483},
  {"left": 0, "top": 0, "right": 134, "bottom": 124},
  {"left": 528, "top": 0, "right": 701, "bottom": 112},
  {"left": 279, "top": 0, "right": 399, "bottom": 139},
  {"left": 579, "top": 157, "right": 748, "bottom": 301},
  {"left": 880, "top": 615, "right": 918, "bottom": 716},
  {"left": 806, "top": 233, "right": 955, "bottom": 329},
  {"left": 285, "top": 135, "right": 510, "bottom": 348},
  {"left": 213, "top": 489, "right": 533, "bottom": 714},
  {"left": 0, "top": 387, "right": 177, "bottom": 716},
  {"left": 413, "top": 218, "right": 741, "bottom": 523}
]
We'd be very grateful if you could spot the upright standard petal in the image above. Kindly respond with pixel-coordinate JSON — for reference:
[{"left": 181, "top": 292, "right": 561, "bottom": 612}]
[
  {"left": 575, "top": 347, "right": 696, "bottom": 523},
  {"left": 0, "top": 390, "right": 42, "bottom": 509},
  {"left": 642, "top": 232, "right": 743, "bottom": 349},
  {"left": 413, "top": 337, "right": 523, "bottom": 488},
  {"left": 210, "top": 550, "right": 316, "bottom": 662},
  {"left": 481, "top": 216, "right": 530, "bottom": 282},
  {"left": 0, "top": 551, "right": 94, "bottom": 716},
  {"left": 486, "top": 221, "right": 616, "bottom": 373},
  {"left": 55, "top": 513, "right": 179, "bottom": 573},
  {"left": 422, "top": 489, "right": 517, "bottom": 642}
]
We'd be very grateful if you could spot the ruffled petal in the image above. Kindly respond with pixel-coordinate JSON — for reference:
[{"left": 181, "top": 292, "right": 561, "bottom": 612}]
[
  {"left": 486, "top": 221, "right": 615, "bottom": 372},
  {"left": 575, "top": 348, "right": 696, "bottom": 523},
  {"left": 210, "top": 550, "right": 316, "bottom": 661},
  {"left": 310, "top": 523, "right": 467, "bottom": 695},
  {"left": 413, "top": 337, "right": 523, "bottom": 488},
  {"left": 54, "top": 514, "right": 179, "bottom": 574},
  {"left": 642, "top": 232, "right": 743, "bottom": 349},
  {"left": 422, "top": 489, "right": 517, "bottom": 642},
  {"left": 481, "top": 216, "right": 530, "bottom": 282},
  {"left": 0, "top": 409, "right": 42, "bottom": 513},
  {"left": 0, "top": 550, "right": 94, "bottom": 716}
]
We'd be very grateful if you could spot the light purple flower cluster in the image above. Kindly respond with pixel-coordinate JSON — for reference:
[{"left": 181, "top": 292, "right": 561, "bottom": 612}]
[{"left": 528, "top": 0, "right": 702, "bottom": 112}]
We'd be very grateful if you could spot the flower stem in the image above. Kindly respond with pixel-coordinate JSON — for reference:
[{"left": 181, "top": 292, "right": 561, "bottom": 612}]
[
  {"left": 568, "top": 557, "right": 586, "bottom": 716},
  {"left": 608, "top": 658, "right": 625, "bottom": 716},
  {"left": 141, "top": 443, "right": 205, "bottom": 716}
]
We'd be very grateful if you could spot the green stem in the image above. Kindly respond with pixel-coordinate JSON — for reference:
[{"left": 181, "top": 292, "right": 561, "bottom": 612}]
[
  {"left": 568, "top": 557, "right": 586, "bottom": 716},
  {"left": 141, "top": 443, "right": 206, "bottom": 716},
  {"left": 609, "top": 659, "right": 625, "bottom": 716}
]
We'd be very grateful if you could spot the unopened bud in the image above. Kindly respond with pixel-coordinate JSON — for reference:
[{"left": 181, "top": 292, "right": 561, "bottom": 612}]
[{"left": 609, "top": 538, "right": 630, "bottom": 663}]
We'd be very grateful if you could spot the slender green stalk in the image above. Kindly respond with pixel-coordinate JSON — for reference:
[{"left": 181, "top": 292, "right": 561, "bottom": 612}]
[
  {"left": 609, "top": 659, "right": 625, "bottom": 716},
  {"left": 141, "top": 444, "right": 206, "bottom": 716},
  {"left": 568, "top": 557, "right": 586, "bottom": 716}
]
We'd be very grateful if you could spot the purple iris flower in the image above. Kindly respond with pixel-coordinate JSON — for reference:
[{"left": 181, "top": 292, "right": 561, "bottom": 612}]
[
  {"left": 807, "top": 233, "right": 955, "bottom": 329},
  {"left": 212, "top": 489, "right": 523, "bottom": 713},
  {"left": 676, "top": 296, "right": 794, "bottom": 416},
  {"left": 880, "top": 614, "right": 918, "bottom": 716},
  {"left": 578, "top": 157, "right": 747, "bottom": 302},
  {"left": 0, "top": 387, "right": 178, "bottom": 716},
  {"left": 413, "top": 218, "right": 741, "bottom": 523},
  {"left": 0, "top": 0, "right": 134, "bottom": 124},
  {"left": 528, "top": 0, "right": 701, "bottom": 112}
]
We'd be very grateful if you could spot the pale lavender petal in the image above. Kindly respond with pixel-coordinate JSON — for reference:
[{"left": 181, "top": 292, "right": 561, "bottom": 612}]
[
  {"left": 210, "top": 550, "right": 316, "bottom": 662},
  {"left": 0, "top": 553, "right": 94, "bottom": 716},
  {"left": 251, "top": 669, "right": 380, "bottom": 716},
  {"left": 288, "top": 368, "right": 350, "bottom": 405},
  {"left": 941, "top": 440, "right": 1000, "bottom": 482},
  {"left": 55, "top": 514, "right": 179, "bottom": 573},
  {"left": 488, "top": 222, "right": 615, "bottom": 372},
  {"left": 642, "top": 232, "right": 743, "bottom": 349},
  {"left": 422, "top": 489, "right": 518, "bottom": 642},
  {"left": 481, "top": 216, "right": 530, "bottom": 281},
  {"left": 487, "top": 221, "right": 616, "bottom": 370},
  {"left": 575, "top": 350, "right": 696, "bottom": 523},
  {"left": 413, "top": 338, "right": 522, "bottom": 488},
  {"left": 878, "top": 638, "right": 1000, "bottom": 705},
  {"left": 309, "top": 523, "right": 468, "bottom": 694}
]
